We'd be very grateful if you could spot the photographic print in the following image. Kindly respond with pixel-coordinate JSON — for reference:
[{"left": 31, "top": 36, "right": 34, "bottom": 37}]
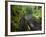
[
  {"left": 5, "top": 1, "right": 45, "bottom": 36},
  {"left": 11, "top": 5, "right": 42, "bottom": 32}
]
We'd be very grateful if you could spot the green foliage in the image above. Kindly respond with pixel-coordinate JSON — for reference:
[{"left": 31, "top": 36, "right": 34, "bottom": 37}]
[
  {"left": 33, "top": 6, "right": 42, "bottom": 16},
  {"left": 11, "top": 5, "right": 42, "bottom": 31}
]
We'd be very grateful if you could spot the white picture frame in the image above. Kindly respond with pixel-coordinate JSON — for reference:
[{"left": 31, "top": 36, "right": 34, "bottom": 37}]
[{"left": 5, "top": 1, "right": 45, "bottom": 36}]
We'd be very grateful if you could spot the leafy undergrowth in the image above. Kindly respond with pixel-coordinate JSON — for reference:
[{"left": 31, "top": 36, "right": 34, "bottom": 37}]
[{"left": 11, "top": 5, "right": 42, "bottom": 32}]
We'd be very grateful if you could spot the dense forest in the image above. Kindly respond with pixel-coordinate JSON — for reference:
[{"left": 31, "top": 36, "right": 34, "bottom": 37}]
[{"left": 11, "top": 5, "right": 42, "bottom": 32}]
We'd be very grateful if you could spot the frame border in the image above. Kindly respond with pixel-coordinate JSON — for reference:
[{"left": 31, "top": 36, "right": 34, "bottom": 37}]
[{"left": 5, "top": 1, "right": 45, "bottom": 36}]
